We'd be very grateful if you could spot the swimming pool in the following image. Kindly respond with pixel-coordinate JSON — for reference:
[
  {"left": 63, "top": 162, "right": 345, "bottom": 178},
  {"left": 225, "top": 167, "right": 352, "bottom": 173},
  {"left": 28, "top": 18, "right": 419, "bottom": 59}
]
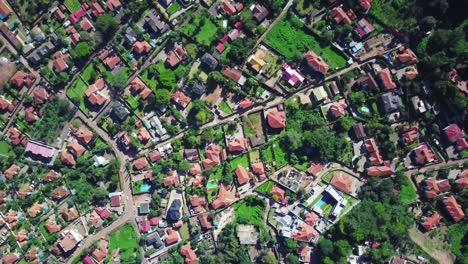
[
  {"left": 360, "top": 106, "right": 370, "bottom": 113},
  {"left": 207, "top": 180, "right": 218, "bottom": 188},
  {"left": 141, "top": 184, "right": 151, "bottom": 192},
  {"left": 315, "top": 199, "right": 325, "bottom": 207}
]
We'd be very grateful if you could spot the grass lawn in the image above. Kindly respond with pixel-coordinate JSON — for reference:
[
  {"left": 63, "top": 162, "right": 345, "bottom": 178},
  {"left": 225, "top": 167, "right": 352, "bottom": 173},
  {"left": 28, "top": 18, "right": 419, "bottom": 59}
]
[
  {"left": 249, "top": 150, "right": 260, "bottom": 164},
  {"left": 256, "top": 180, "right": 274, "bottom": 195},
  {"left": 207, "top": 187, "right": 219, "bottom": 202},
  {"left": 293, "top": 162, "right": 309, "bottom": 172},
  {"left": 242, "top": 112, "right": 262, "bottom": 138},
  {"left": 81, "top": 63, "right": 98, "bottom": 84},
  {"left": 219, "top": 101, "right": 233, "bottom": 115},
  {"left": 370, "top": 0, "right": 415, "bottom": 30},
  {"left": 108, "top": 223, "right": 141, "bottom": 261},
  {"left": 65, "top": 0, "right": 81, "bottom": 12},
  {"left": 234, "top": 197, "right": 265, "bottom": 226},
  {"left": 66, "top": 78, "right": 90, "bottom": 114},
  {"left": 38, "top": 221, "right": 58, "bottom": 243},
  {"left": 272, "top": 142, "right": 288, "bottom": 169},
  {"left": 166, "top": 2, "right": 182, "bottom": 16},
  {"left": 132, "top": 179, "right": 145, "bottom": 194},
  {"left": 322, "top": 170, "right": 335, "bottom": 183},
  {"left": 125, "top": 94, "right": 142, "bottom": 114},
  {"left": 0, "top": 140, "right": 14, "bottom": 157},
  {"left": 261, "top": 145, "right": 274, "bottom": 168},
  {"left": 400, "top": 176, "right": 417, "bottom": 205},
  {"left": 206, "top": 165, "right": 224, "bottom": 182},
  {"left": 265, "top": 14, "right": 347, "bottom": 69},
  {"left": 179, "top": 223, "right": 190, "bottom": 240},
  {"left": 229, "top": 155, "right": 250, "bottom": 172},
  {"left": 196, "top": 18, "right": 218, "bottom": 46},
  {"left": 180, "top": 12, "right": 218, "bottom": 46}
]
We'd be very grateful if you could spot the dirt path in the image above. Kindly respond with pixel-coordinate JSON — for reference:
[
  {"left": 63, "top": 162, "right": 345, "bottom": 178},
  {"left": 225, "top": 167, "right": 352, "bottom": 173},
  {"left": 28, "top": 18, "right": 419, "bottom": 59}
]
[{"left": 408, "top": 225, "right": 455, "bottom": 264}]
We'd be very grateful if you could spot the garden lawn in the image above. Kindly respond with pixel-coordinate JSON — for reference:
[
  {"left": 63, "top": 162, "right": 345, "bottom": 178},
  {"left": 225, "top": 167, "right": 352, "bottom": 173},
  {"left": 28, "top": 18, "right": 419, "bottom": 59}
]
[
  {"left": 65, "top": 0, "right": 81, "bottom": 12},
  {"left": 0, "top": 140, "right": 14, "bottom": 157},
  {"left": 196, "top": 18, "right": 218, "bottom": 45},
  {"left": 272, "top": 142, "right": 288, "bottom": 168},
  {"left": 166, "top": 2, "right": 181, "bottom": 16},
  {"left": 400, "top": 176, "right": 417, "bottom": 205},
  {"left": 261, "top": 145, "right": 274, "bottom": 167},
  {"left": 229, "top": 155, "right": 250, "bottom": 172},
  {"left": 81, "top": 63, "right": 98, "bottom": 83},
  {"left": 108, "top": 223, "right": 141, "bottom": 261},
  {"left": 207, "top": 187, "right": 219, "bottom": 202},
  {"left": 125, "top": 94, "right": 142, "bottom": 114},
  {"left": 256, "top": 180, "right": 274, "bottom": 195},
  {"left": 219, "top": 101, "right": 233, "bottom": 115},
  {"left": 234, "top": 198, "right": 265, "bottom": 226},
  {"left": 66, "top": 78, "right": 89, "bottom": 114},
  {"left": 265, "top": 15, "right": 347, "bottom": 69},
  {"left": 207, "top": 166, "right": 224, "bottom": 182},
  {"left": 249, "top": 150, "right": 260, "bottom": 164}
]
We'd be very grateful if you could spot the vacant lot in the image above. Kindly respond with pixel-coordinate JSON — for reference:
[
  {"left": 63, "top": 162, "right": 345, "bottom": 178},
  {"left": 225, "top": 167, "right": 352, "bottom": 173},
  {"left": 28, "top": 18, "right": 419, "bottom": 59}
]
[
  {"left": 242, "top": 112, "right": 264, "bottom": 138},
  {"left": 0, "top": 141, "right": 14, "bottom": 157},
  {"left": 108, "top": 223, "right": 141, "bottom": 262},
  {"left": 180, "top": 11, "right": 218, "bottom": 46},
  {"left": 67, "top": 78, "right": 90, "bottom": 114},
  {"left": 65, "top": 0, "right": 81, "bottom": 12},
  {"left": 265, "top": 15, "right": 347, "bottom": 69}
]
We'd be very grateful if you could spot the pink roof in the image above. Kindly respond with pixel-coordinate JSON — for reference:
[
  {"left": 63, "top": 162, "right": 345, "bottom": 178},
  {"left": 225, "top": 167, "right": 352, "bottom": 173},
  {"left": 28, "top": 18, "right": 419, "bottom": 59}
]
[
  {"left": 356, "top": 18, "right": 375, "bottom": 38},
  {"left": 25, "top": 141, "right": 54, "bottom": 158},
  {"left": 69, "top": 6, "right": 86, "bottom": 24},
  {"left": 140, "top": 220, "right": 150, "bottom": 233},
  {"left": 282, "top": 64, "right": 304, "bottom": 86},
  {"left": 216, "top": 43, "right": 225, "bottom": 53},
  {"left": 443, "top": 124, "right": 464, "bottom": 143},
  {"left": 267, "top": 110, "right": 286, "bottom": 129}
]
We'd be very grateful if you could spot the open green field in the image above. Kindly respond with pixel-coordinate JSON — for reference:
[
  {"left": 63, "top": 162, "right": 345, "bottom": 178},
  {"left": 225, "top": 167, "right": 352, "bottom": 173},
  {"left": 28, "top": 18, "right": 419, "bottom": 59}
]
[
  {"left": 108, "top": 223, "right": 141, "bottom": 262},
  {"left": 0, "top": 140, "right": 14, "bottom": 157},
  {"left": 400, "top": 176, "right": 417, "bottom": 205},
  {"left": 272, "top": 142, "right": 288, "bottom": 168},
  {"left": 255, "top": 180, "right": 274, "bottom": 195},
  {"left": 219, "top": 101, "right": 233, "bottom": 115},
  {"left": 65, "top": 0, "right": 81, "bottom": 12},
  {"left": 234, "top": 196, "right": 265, "bottom": 226},
  {"left": 229, "top": 154, "right": 250, "bottom": 172},
  {"left": 81, "top": 63, "right": 98, "bottom": 83},
  {"left": 265, "top": 14, "right": 347, "bottom": 69},
  {"left": 166, "top": 2, "right": 182, "bottom": 16},
  {"left": 66, "top": 78, "right": 89, "bottom": 114},
  {"left": 125, "top": 94, "right": 142, "bottom": 114},
  {"left": 261, "top": 145, "right": 274, "bottom": 168},
  {"left": 180, "top": 12, "right": 218, "bottom": 46}
]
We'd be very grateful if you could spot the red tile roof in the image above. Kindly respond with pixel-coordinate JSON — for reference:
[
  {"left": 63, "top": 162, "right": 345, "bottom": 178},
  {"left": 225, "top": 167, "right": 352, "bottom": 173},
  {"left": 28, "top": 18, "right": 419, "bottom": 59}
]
[
  {"left": 398, "top": 48, "right": 417, "bottom": 64},
  {"left": 402, "top": 125, "right": 419, "bottom": 144},
  {"left": 364, "top": 138, "right": 383, "bottom": 165},
  {"left": 61, "top": 152, "right": 76, "bottom": 166},
  {"left": 252, "top": 163, "right": 265, "bottom": 175},
  {"left": 33, "top": 87, "right": 49, "bottom": 104},
  {"left": 228, "top": 137, "right": 248, "bottom": 152},
  {"left": 222, "top": 0, "right": 237, "bottom": 15},
  {"left": 413, "top": 144, "right": 436, "bottom": 165},
  {"left": 330, "top": 172, "right": 353, "bottom": 193},
  {"left": 267, "top": 110, "right": 286, "bottom": 129},
  {"left": 137, "top": 127, "right": 151, "bottom": 143},
  {"left": 202, "top": 144, "right": 220, "bottom": 169},
  {"left": 329, "top": 99, "right": 347, "bottom": 117},
  {"left": 140, "top": 219, "right": 150, "bottom": 233},
  {"left": 235, "top": 165, "right": 250, "bottom": 185},
  {"left": 379, "top": 68, "right": 397, "bottom": 90},
  {"left": 172, "top": 91, "right": 192, "bottom": 108},
  {"left": 291, "top": 223, "right": 319, "bottom": 242},
  {"left": 10, "top": 71, "right": 35, "bottom": 88},
  {"left": 304, "top": 212, "right": 320, "bottom": 226},
  {"left": 133, "top": 157, "right": 148, "bottom": 170},
  {"left": 425, "top": 178, "right": 451, "bottom": 199},
  {"left": 80, "top": 18, "right": 93, "bottom": 31},
  {"left": 271, "top": 185, "right": 285, "bottom": 202},
  {"left": 69, "top": 6, "right": 86, "bottom": 23},
  {"left": 443, "top": 124, "right": 464, "bottom": 143},
  {"left": 443, "top": 196, "right": 465, "bottom": 222},
  {"left": 367, "top": 162, "right": 394, "bottom": 176},
  {"left": 211, "top": 184, "right": 232, "bottom": 209},
  {"left": 306, "top": 51, "right": 329, "bottom": 73},
  {"left": 110, "top": 195, "right": 121, "bottom": 207},
  {"left": 198, "top": 212, "right": 212, "bottom": 229},
  {"left": 189, "top": 163, "right": 202, "bottom": 176},
  {"left": 358, "top": 0, "right": 372, "bottom": 9},
  {"left": 421, "top": 212, "right": 441, "bottom": 231},
  {"left": 0, "top": 96, "right": 14, "bottom": 111},
  {"left": 163, "top": 170, "right": 180, "bottom": 187},
  {"left": 180, "top": 244, "right": 199, "bottom": 264},
  {"left": 90, "top": 2, "right": 105, "bottom": 17},
  {"left": 75, "top": 127, "right": 94, "bottom": 144},
  {"left": 133, "top": 41, "right": 152, "bottom": 54},
  {"left": 67, "top": 141, "right": 86, "bottom": 157},
  {"left": 0, "top": 0, "right": 11, "bottom": 18},
  {"left": 307, "top": 163, "right": 324, "bottom": 176},
  {"left": 330, "top": 7, "right": 352, "bottom": 24},
  {"left": 8, "top": 127, "right": 28, "bottom": 146},
  {"left": 238, "top": 98, "right": 254, "bottom": 109},
  {"left": 107, "top": 0, "right": 122, "bottom": 11},
  {"left": 149, "top": 150, "right": 162, "bottom": 162},
  {"left": 221, "top": 66, "right": 243, "bottom": 82},
  {"left": 165, "top": 228, "right": 180, "bottom": 245},
  {"left": 456, "top": 170, "right": 468, "bottom": 189}
]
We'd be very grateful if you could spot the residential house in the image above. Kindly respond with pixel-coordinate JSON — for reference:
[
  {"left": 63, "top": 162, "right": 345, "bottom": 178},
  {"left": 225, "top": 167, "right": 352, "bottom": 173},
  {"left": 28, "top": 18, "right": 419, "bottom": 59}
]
[
  {"left": 172, "top": 91, "right": 192, "bottom": 108},
  {"left": 133, "top": 41, "right": 152, "bottom": 54},
  {"left": 0, "top": 0, "right": 11, "bottom": 20},
  {"left": 10, "top": 70, "right": 35, "bottom": 88},
  {"left": 380, "top": 92, "right": 400, "bottom": 114},
  {"left": 353, "top": 122, "right": 366, "bottom": 139},
  {"left": 211, "top": 184, "right": 233, "bottom": 209},
  {"left": 282, "top": 64, "right": 304, "bottom": 86},
  {"left": 412, "top": 144, "right": 436, "bottom": 166},
  {"left": 424, "top": 178, "right": 451, "bottom": 199},
  {"left": 330, "top": 7, "right": 353, "bottom": 24},
  {"left": 267, "top": 110, "right": 286, "bottom": 129},
  {"left": 330, "top": 172, "right": 353, "bottom": 193},
  {"left": 222, "top": 66, "right": 246, "bottom": 85},
  {"left": 228, "top": 138, "right": 248, "bottom": 152},
  {"left": 355, "top": 18, "right": 374, "bottom": 38},
  {"left": 53, "top": 52, "right": 71, "bottom": 72},
  {"left": 443, "top": 196, "right": 465, "bottom": 222},
  {"left": 85, "top": 78, "right": 108, "bottom": 106},
  {"left": 201, "top": 53, "right": 218, "bottom": 70},
  {"left": 421, "top": 212, "right": 441, "bottom": 231},
  {"left": 144, "top": 9, "right": 169, "bottom": 36},
  {"left": 305, "top": 51, "right": 329, "bottom": 73},
  {"left": 379, "top": 68, "right": 397, "bottom": 90},
  {"left": 252, "top": 4, "right": 268, "bottom": 22},
  {"left": 180, "top": 244, "right": 199, "bottom": 264},
  {"left": 166, "top": 44, "right": 189, "bottom": 68}
]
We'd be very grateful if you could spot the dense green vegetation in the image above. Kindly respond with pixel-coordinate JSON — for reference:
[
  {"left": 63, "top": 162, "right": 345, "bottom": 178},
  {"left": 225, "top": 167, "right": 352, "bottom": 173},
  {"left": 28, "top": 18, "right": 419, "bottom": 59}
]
[
  {"left": 108, "top": 223, "right": 142, "bottom": 263},
  {"left": 280, "top": 101, "right": 352, "bottom": 166},
  {"left": 319, "top": 176, "right": 431, "bottom": 263},
  {"left": 266, "top": 13, "right": 347, "bottom": 69}
]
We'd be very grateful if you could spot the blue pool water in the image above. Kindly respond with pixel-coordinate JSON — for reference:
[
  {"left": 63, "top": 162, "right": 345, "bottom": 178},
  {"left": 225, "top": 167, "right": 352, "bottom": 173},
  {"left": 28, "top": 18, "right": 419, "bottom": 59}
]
[
  {"left": 141, "top": 184, "right": 151, "bottom": 192},
  {"left": 360, "top": 106, "right": 370, "bottom": 113},
  {"left": 316, "top": 199, "right": 325, "bottom": 207},
  {"left": 43, "top": 204, "right": 49, "bottom": 212},
  {"left": 207, "top": 180, "right": 218, "bottom": 188}
]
